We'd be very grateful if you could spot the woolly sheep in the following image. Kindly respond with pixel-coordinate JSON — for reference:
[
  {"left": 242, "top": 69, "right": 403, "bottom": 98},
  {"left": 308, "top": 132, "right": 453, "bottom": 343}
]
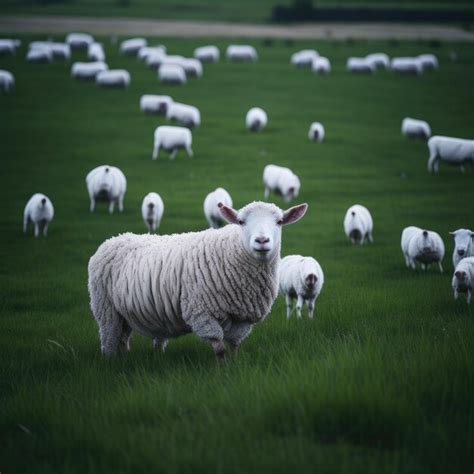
[
  {"left": 181, "top": 58, "right": 203, "bottom": 78},
  {"left": 203, "top": 187, "right": 233, "bottom": 228},
  {"left": 23, "top": 193, "right": 54, "bottom": 238},
  {"left": 145, "top": 50, "right": 167, "bottom": 69},
  {"left": 450, "top": 229, "right": 474, "bottom": 268},
  {"left": 138, "top": 45, "right": 166, "bottom": 61},
  {"left": 291, "top": 49, "right": 318, "bottom": 68},
  {"left": 0, "top": 38, "right": 21, "bottom": 55},
  {"left": 152, "top": 125, "right": 193, "bottom": 160},
  {"left": 279, "top": 255, "right": 324, "bottom": 319},
  {"left": 27, "top": 47, "right": 53, "bottom": 63},
  {"left": 246, "top": 107, "right": 267, "bottom": 132},
  {"left": 226, "top": 45, "right": 258, "bottom": 62},
  {"left": 86, "top": 165, "right": 127, "bottom": 214},
  {"left": 263, "top": 165, "right": 300, "bottom": 203},
  {"left": 166, "top": 102, "right": 201, "bottom": 128},
  {"left": 417, "top": 54, "right": 439, "bottom": 71},
  {"left": 71, "top": 61, "right": 108, "bottom": 80},
  {"left": 88, "top": 42, "right": 105, "bottom": 62},
  {"left": 120, "top": 37, "right": 147, "bottom": 55},
  {"left": 140, "top": 94, "right": 173, "bottom": 115},
  {"left": 366, "top": 53, "right": 390, "bottom": 69},
  {"left": 343, "top": 204, "right": 374, "bottom": 245},
  {"left": 427, "top": 136, "right": 474, "bottom": 173},
  {"left": 312, "top": 56, "right": 331, "bottom": 74},
  {"left": 391, "top": 57, "right": 423, "bottom": 75},
  {"left": 158, "top": 64, "right": 187, "bottom": 84},
  {"left": 0, "top": 70, "right": 14, "bottom": 92},
  {"left": 66, "top": 33, "right": 94, "bottom": 49},
  {"left": 29, "top": 41, "right": 70, "bottom": 60},
  {"left": 308, "top": 122, "right": 325, "bottom": 142},
  {"left": 401, "top": 226, "right": 445, "bottom": 272},
  {"left": 452, "top": 257, "right": 474, "bottom": 304},
  {"left": 194, "top": 45, "right": 220, "bottom": 63},
  {"left": 141, "top": 192, "right": 164, "bottom": 234},
  {"left": 401, "top": 117, "right": 431, "bottom": 140},
  {"left": 87, "top": 200, "right": 308, "bottom": 358},
  {"left": 96, "top": 69, "right": 130, "bottom": 88},
  {"left": 346, "top": 57, "right": 375, "bottom": 74}
]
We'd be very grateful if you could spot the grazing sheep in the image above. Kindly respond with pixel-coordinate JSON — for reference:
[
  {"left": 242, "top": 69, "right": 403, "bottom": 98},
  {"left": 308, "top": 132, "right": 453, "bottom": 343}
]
[
  {"left": 23, "top": 193, "right": 54, "bottom": 238},
  {"left": 401, "top": 226, "right": 445, "bottom": 272},
  {"left": 96, "top": 69, "right": 130, "bottom": 88},
  {"left": 450, "top": 229, "right": 474, "bottom": 268},
  {"left": 0, "top": 70, "right": 14, "bottom": 91},
  {"left": 366, "top": 53, "right": 390, "bottom": 69},
  {"left": 86, "top": 165, "right": 127, "bottom": 214},
  {"left": 87, "top": 200, "right": 308, "bottom": 358},
  {"left": 120, "top": 37, "right": 147, "bottom": 55},
  {"left": 183, "top": 58, "right": 203, "bottom": 78},
  {"left": 427, "top": 136, "right": 474, "bottom": 173},
  {"left": 194, "top": 45, "right": 220, "bottom": 63},
  {"left": 246, "top": 107, "right": 268, "bottom": 132},
  {"left": 0, "top": 38, "right": 21, "bottom": 55},
  {"left": 401, "top": 117, "right": 431, "bottom": 140},
  {"left": 145, "top": 50, "right": 167, "bottom": 69},
  {"left": 291, "top": 49, "right": 318, "bottom": 68},
  {"left": 391, "top": 57, "right": 423, "bottom": 75},
  {"left": 138, "top": 45, "right": 166, "bottom": 61},
  {"left": 158, "top": 64, "right": 187, "bottom": 84},
  {"left": 343, "top": 205, "right": 374, "bottom": 245},
  {"left": 140, "top": 94, "right": 173, "bottom": 115},
  {"left": 452, "top": 257, "right": 474, "bottom": 304},
  {"left": 71, "top": 61, "right": 108, "bottom": 80},
  {"left": 263, "top": 165, "right": 300, "bottom": 203},
  {"left": 203, "top": 187, "right": 233, "bottom": 228},
  {"left": 26, "top": 47, "right": 53, "bottom": 63},
  {"left": 141, "top": 192, "right": 164, "bottom": 234},
  {"left": 29, "top": 41, "right": 70, "bottom": 60},
  {"left": 417, "top": 54, "right": 439, "bottom": 71},
  {"left": 152, "top": 125, "right": 193, "bottom": 160},
  {"left": 279, "top": 255, "right": 324, "bottom": 319},
  {"left": 66, "top": 33, "right": 94, "bottom": 49},
  {"left": 312, "top": 56, "right": 331, "bottom": 74},
  {"left": 88, "top": 42, "right": 105, "bottom": 62},
  {"left": 346, "top": 57, "right": 376, "bottom": 74},
  {"left": 308, "top": 122, "right": 325, "bottom": 142},
  {"left": 226, "top": 45, "right": 258, "bottom": 62},
  {"left": 166, "top": 102, "right": 201, "bottom": 128}
]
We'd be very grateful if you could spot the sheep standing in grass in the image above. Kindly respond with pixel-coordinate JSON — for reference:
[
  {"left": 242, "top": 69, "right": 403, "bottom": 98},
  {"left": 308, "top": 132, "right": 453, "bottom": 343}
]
[
  {"left": 450, "top": 229, "right": 474, "bottom": 268},
  {"left": 347, "top": 57, "right": 375, "bottom": 73},
  {"left": 140, "top": 95, "right": 173, "bottom": 115},
  {"left": 203, "top": 188, "right": 233, "bottom": 228},
  {"left": 88, "top": 42, "right": 105, "bottom": 62},
  {"left": 391, "top": 57, "right": 423, "bottom": 75},
  {"left": 344, "top": 205, "right": 374, "bottom": 245},
  {"left": 417, "top": 54, "right": 439, "bottom": 71},
  {"left": 0, "top": 38, "right": 21, "bottom": 55},
  {"left": 152, "top": 126, "right": 193, "bottom": 160},
  {"left": 120, "top": 38, "right": 147, "bottom": 56},
  {"left": 312, "top": 56, "right": 331, "bottom": 74},
  {"left": 291, "top": 49, "right": 318, "bottom": 68},
  {"left": 194, "top": 45, "right": 219, "bottom": 63},
  {"left": 66, "top": 33, "right": 94, "bottom": 49},
  {"left": 145, "top": 50, "right": 167, "bottom": 69},
  {"left": 401, "top": 117, "right": 431, "bottom": 140},
  {"left": 86, "top": 165, "right": 127, "bottom": 214},
  {"left": 366, "top": 53, "right": 390, "bottom": 69},
  {"left": 401, "top": 226, "right": 445, "bottom": 272},
  {"left": 452, "top": 257, "right": 474, "bottom": 304},
  {"left": 308, "top": 122, "right": 325, "bottom": 142},
  {"left": 279, "top": 255, "right": 324, "bottom": 319},
  {"left": 158, "top": 64, "right": 187, "bottom": 84},
  {"left": 71, "top": 61, "right": 108, "bottom": 80},
  {"left": 246, "top": 107, "right": 267, "bottom": 132},
  {"left": 427, "top": 136, "right": 474, "bottom": 173},
  {"left": 141, "top": 192, "right": 164, "bottom": 234},
  {"left": 27, "top": 47, "right": 53, "bottom": 63},
  {"left": 0, "top": 70, "right": 14, "bottom": 91},
  {"left": 96, "top": 69, "right": 130, "bottom": 88},
  {"left": 181, "top": 58, "right": 203, "bottom": 78},
  {"left": 167, "top": 102, "right": 201, "bottom": 128},
  {"left": 23, "top": 193, "right": 54, "bottom": 238},
  {"left": 138, "top": 46, "right": 166, "bottom": 62},
  {"left": 263, "top": 165, "right": 300, "bottom": 203},
  {"left": 226, "top": 45, "right": 258, "bottom": 62},
  {"left": 88, "top": 201, "right": 308, "bottom": 358}
]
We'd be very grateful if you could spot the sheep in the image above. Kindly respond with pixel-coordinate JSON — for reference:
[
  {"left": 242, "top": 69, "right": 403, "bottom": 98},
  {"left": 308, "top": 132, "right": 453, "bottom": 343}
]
[
  {"left": 152, "top": 126, "right": 193, "bottom": 160},
  {"left": 166, "top": 102, "right": 201, "bottom": 128},
  {"left": 279, "top": 255, "right": 324, "bottom": 319},
  {"left": 226, "top": 45, "right": 258, "bottom": 62},
  {"left": 141, "top": 192, "right": 164, "bottom": 234},
  {"left": 203, "top": 187, "right": 233, "bottom": 228},
  {"left": 343, "top": 205, "right": 374, "bottom": 245},
  {"left": 88, "top": 42, "right": 105, "bottom": 62},
  {"left": 194, "top": 45, "right": 220, "bottom": 63},
  {"left": 23, "top": 193, "right": 54, "bottom": 238},
  {"left": 181, "top": 58, "right": 203, "bottom": 78},
  {"left": 87, "top": 200, "right": 308, "bottom": 359},
  {"left": 308, "top": 122, "right": 325, "bottom": 142},
  {"left": 140, "top": 94, "right": 173, "bottom": 115},
  {"left": 26, "top": 47, "right": 53, "bottom": 63},
  {"left": 450, "top": 229, "right": 474, "bottom": 268},
  {"left": 417, "top": 54, "right": 439, "bottom": 71},
  {"left": 138, "top": 45, "right": 166, "bottom": 62},
  {"left": 96, "top": 69, "right": 130, "bottom": 88},
  {"left": 401, "top": 226, "right": 445, "bottom": 272},
  {"left": 346, "top": 57, "right": 375, "bottom": 74},
  {"left": 158, "top": 64, "right": 187, "bottom": 84},
  {"left": 120, "top": 37, "right": 147, "bottom": 56},
  {"left": 390, "top": 57, "right": 423, "bottom": 75},
  {"left": 427, "top": 136, "right": 474, "bottom": 173},
  {"left": 66, "top": 33, "right": 94, "bottom": 49},
  {"left": 0, "top": 38, "right": 21, "bottom": 55},
  {"left": 291, "top": 49, "right": 318, "bottom": 68},
  {"left": 312, "top": 56, "right": 331, "bottom": 74},
  {"left": 452, "top": 257, "right": 474, "bottom": 304},
  {"left": 29, "top": 41, "right": 70, "bottom": 60},
  {"left": 71, "top": 61, "right": 108, "bottom": 80},
  {"left": 263, "top": 165, "right": 300, "bottom": 203},
  {"left": 401, "top": 117, "right": 431, "bottom": 140},
  {"left": 0, "top": 70, "right": 14, "bottom": 92},
  {"left": 366, "top": 53, "right": 390, "bottom": 69},
  {"left": 246, "top": 107, "right": 268, "bottom": 132},
  {"left": 145, "top": 50, "right": 167, "bottom": 69},
  {"left": 86, "top": 165, "right": 127, "bottom": 214}
]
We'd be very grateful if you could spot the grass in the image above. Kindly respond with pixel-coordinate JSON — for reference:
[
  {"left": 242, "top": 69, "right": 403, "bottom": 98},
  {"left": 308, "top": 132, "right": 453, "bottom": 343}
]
[{"left": 1, "top": 35, "right": 474, "bottom": 473}]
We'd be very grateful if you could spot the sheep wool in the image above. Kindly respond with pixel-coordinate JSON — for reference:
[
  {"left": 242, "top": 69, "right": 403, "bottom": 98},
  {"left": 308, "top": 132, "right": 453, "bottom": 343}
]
[
  {"left": 0, "top": 70, "right": 14, "bottom": 92},
  {"left": 203, "top": 187, "right": 233, "bottom": 228},
  {"left": 181, "top": 58, "right": 203, "bottom": 78},
  {"left": 401, "top": 117, "right": 431, "bottom": 140},
  {"left": 152, "top": 125, "right": 193, "bottom": 160},
  {"left": 120, "top": 38, "right": 147, "bottom": 55},
  {"left": 308, "top": 122, "right": 325, "bottom": 142},
  {"left": 390, "top": 57, "right": 423, "bottom": 75},
  {"left": 291, "top": 49, "right": 318, "bottom": 68},
  {"left": 263, "top": 164, "right": 300, "bottom": 203},
  {"left": 140, "top": 94, "right": 173, "bottom": 115},
  {"left": 0, "top": 38, "right": 21, "bottom": 55},
  {"left": 23, "top": 193, "right": 54, "bottom": 238},
  {"left": 26, "top": 47, "right": 53, "bottom": 63},
  {"left": 66, "top": 33, "right": 94, "bottom": 49},
  {"left": 343, "top": 204, "right": 374, "bottom": 245},
  {"left": 166, "top": 102, "right": 201, "bottom": 128},
  {"left": 346, "top": 57, "right": 375, "bottom": 73},
  {"left": 401, "top": 226, "right": 445, "bottom": 272},
  {"left": 450, "top": 229, "right": 474, "bottom": 268},
  {"left": 158, "top": 64, "right": 187, "bottom": 84},
  {"left": 141, "top": 192, "right": 164, "bottom": 234},
  {"left": 417, "top": 54, "right": 439, "bottom": 71},
  {"left": 427, "top": 136, "right": 474, "bottom": 173},
  {"left": 88, "top": 42, "right": 105, "bottom": 62},
  {"left": 452, "top": 257, "right": 474, "bottom": 304},
  {"left": 226, "top": 45, "right": 258, "bottom": 62},
  {"left": 366, "top": 53, "right": 390, "bottom": 69},
  {"left": 86, "top": 165, "right": 127, "bottom": 214},
  {"left": 246, "top": 107, "right": 268, "bottom": 132},
  {"left": 138, "top": 46, "right": 166, "bottom": 62},
  {"left": 312, "top": 56, "right": 331, "bottom": 74},
  {"left": 71, "top": 61, "right": 108, "bottom": 80},
  {"left": 96, "top": 69, "right": 130, "bottom": 88},
  {"left": 194, "top": 45, "right": 220, "bottom": 63}
]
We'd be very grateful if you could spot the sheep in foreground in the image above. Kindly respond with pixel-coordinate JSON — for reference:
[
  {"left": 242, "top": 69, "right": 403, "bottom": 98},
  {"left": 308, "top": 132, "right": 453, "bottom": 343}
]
[
  {"left": 141, "top": 192, "right": 164, "bottom": 234},
  {"left": 158, "top": 64, "right": 186, "bottom": 84},
  {"left": 308, "top": 122, "right": 325, "bottom": 142},
  {"left": 427, "top": 136, "right": 474, "bottom": 173},
  {"left": 0, "top": 70, "right": 14, "bottom": 91},
  {"left": 246, "top": 107, "right": 267, "bottom": 132},
  {"left": 140, "top": 94, "right": 173, "bottom": 115},
  {"left": 96, "top": 69, "right": 130, "bottom": 88},
  {"left": 291, "top": 49, "right": 318, "bottom": 68},
  {"left": 88, "top": 42, "right": 105, "bottom": 62},
  {"left": 88, "top": 200, "right": 308, "bottom": 358},
  {"left": 343, "top": 205, "right": 373, "bottom": 245},
  {"left": 0, "top": 38, "right": 21, "bottom": 55},
  {"left": 401, "top": 117, "right": 431, "bottom": 140},
  {"left": 226, "top": 45, "right": 258, "bottom": 62},
  {"left": 166, "top": 102, "right": 201, "bottom": 128},
  {"left": 263, "top": 165, "right": 300, "bottom": 203},
  {"left": 152, "top": 126, "right": 193, "bottom": 160},
  {"left": 417, "top": 54, "right": 439, "bottom": 71},
  {"left": 66, "top": 33, "right": 94, "bottom": 49},
  {"left": 312, "top": 56, "right": 331, "bottom": 74},
  {"left": 346, "top": 57, "right": 375, "bottom": 74},
  {"left": 450, "top": 229, "right": 474, "bottom": 268},
  {"left": 366, "top": 53, "right": 390, "bottom": 69},
  {"left": 86, "top": 165, "right": 127, "bottom": 214},
  {"left": 401, "top": 226, "right": 445, "bottom": 272},
  {"left": 391, "top": 57, "right": 423, "bottom": 75},
  {"left": 279, "top": 255, "right": 324, "bottom": 319},
  {"left": 23, "top": 193, "right": 54, "bottom": 238},
  {"left": 120, "top": 38, "right": 147, "bottom": 55},
  {"left": 71, "top": 61, "right": 108, "bottom": 80},
  {"left": 203, "top": 187, "right": 233, "bottom": 228},
  {"left": 452, "top": 257, "right": 474, "bottom": 304},
  {"left": 194, "top": 45, "right": 219, "bottom": 63}
]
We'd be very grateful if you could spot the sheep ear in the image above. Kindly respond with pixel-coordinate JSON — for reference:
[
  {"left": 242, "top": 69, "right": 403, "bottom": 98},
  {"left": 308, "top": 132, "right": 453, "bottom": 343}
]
[
  {"left": 281, "top": 203, "right": 308, "bottom": 225},
  {"left": 218, "top": 202, "right": 239, "bottom": 224}
]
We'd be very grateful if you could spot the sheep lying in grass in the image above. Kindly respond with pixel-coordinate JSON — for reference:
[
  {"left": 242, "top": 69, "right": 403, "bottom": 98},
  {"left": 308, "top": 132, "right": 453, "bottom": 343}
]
[
  {"left": 23, "top": 193, "right": 54, "bottom": 238},
  {"left": 279, "top": 255, "right": 324, "bottom": 319},
  {"left": 71, "top": 61, "right": 108, "bottom": 80},
  {"left": 66, "top": 33, "right": 94, "bottom": 49},
  {"left": 308, "top": 122, "right": 325, "bottom": 142},
  {"left": 450, "top": 229, "right": 474, "bottom": 268},
  {"left": 226, "top": 45, "right": 258, "bottom": 62},
  {"left": 246, "top": 107, "right": 267, "bottom": 132},
  {"left": 158, "top": 64, "right": 187, "bottom": 84},
  {"left": 140, "top": 94, "right": 173, "bottom": 115},
  {"left": 391, "top": 57, "right": 423, "bottom": 75},
  {"left": 0, "top": 38, "right": 21, "bottom": 55},
  {"left": 120, "top": 38, "right": 147, "bottom": 55},
  {"left": 366, "top": 53, "right": 390, "bottom": 69},
  {"left": 88, "top": 200, "right": 308, "bottom": 358},
  {"left": 401, "top": 117, "right": 431, "bottom": 140},
  {"left": 0, "top": 70, "right": 14, "bottom": 91},
  {"left": 263, "top": 165, "right": 300, "bottom": 203},
  {"left": 291, "top": 49, "right": 318, "bottom": 68},
  {"left": 312, "top": 56, "right": 331, "bottom": 74},
  {"left": 344, "top": 205, "right": 374, "bottom": 245},
  {"left": 347, "top": 57, "right": 375, "bottom": 74},
  {"left": 401, "top": 226, "right": 445, "bottom": 272},
  {"left": 96, "top": 69, "right": 130, "bottom": 88},
  {"left": 203, "top": 187, "right": 233, "bottom": 228},
  {"left": 452, "top": 257, "right": 474, "bottom": 304},
  {"left": 86, "top": 165, "right": 127, "bottom": 214},
  {"left": 194, "top": 45, "right": 219, "bottom": 63},
  {"left": 417, "top": 54, "right": 439, "bottom": 71},
  {"left": 88, "top": 42, "right": 105, "bottom": 62},
  {"left": 152, "top": 126, "right": 193, "bottom": 160},
  {"left": 141, "top": 192, "right": 164, "bottom": 234},
  {"left": 427, "top": 136, "right": 474, "bottom": 173},
  {"left": 167, "top": 102, "right": 201, "bottom": 128}
]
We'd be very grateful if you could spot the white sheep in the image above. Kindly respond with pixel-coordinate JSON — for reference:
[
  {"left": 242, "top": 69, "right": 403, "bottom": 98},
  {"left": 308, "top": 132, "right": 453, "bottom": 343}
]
[
  {"left": 291, "top": 49, "right": 318, "bottom": 68},
  {"left": 120, "top": 37, "right": 147, "bottom": 55},
  {"left": 152, "top": 125, "right": 193, "bottom": 160},
  {"left": 87, "top": 200, "right": 308, "bottom": 358},
  {"left": 366, "top": 53, "right": 390, "bottom": 69},
  {"left": 279, "top": 255, "right": 324, "bottom": 319},
  {"left": 138, "top": 45, "right": 166, "bottom": 61},
  {"left": 88, "top": 42, "right": 105, "bottom": 62},
  {"left": 417, "top": 54, "right": 439, "bottom": 71},
  {"left": 401, "top": 226, "right": 445, "bottom": 272},
  {"left": 0, "top": 38, "right": 21, "bottom": 55},
  {"left": 401, "top": 117, "right": 431, "bottom": 140},
  {"left": 308, "top": 122, "right": 325, "bottom": 142},
  {"left": 246, "top": 107, "right": 268, "bottom": 132},
  {"left": 390, "top": 57, "right": 423, "bottom": 75},
  {"left": 141, "top": 192, "right": 164, "bottom": 234},
  {"left": 452, "top": 257, "right": 474, "bottom": 304},
  {"left": 343, "top": 205, "right": 374, "bottom": 245},
  {"left": 181, "top": 58, "right": 203, "bottom": 78},
  {"left": 23, "top": 193, "right": 54, "bottom": 238},
  {"left": 263, "top": 164, "right": 300, "bottom": 203},
  {"left": 203, "top": 187, "right": 233, "bottom": 228},
  {"left": 26, "top": 47, "right": 53, "bottom": 63},
  {"left": 450, "top": 229, "right": 474, "bottom": 268},
  {"left": 66, "top": 33, "right": 94, "bottom": 49},
  {"left": 346, "top": 57, "right": 376, "bottom": 74},
  {"left": 29, "top": 41, "right": 70, "bottom": 60},
  {"left": 96, "top": 69, "right": 130, "bottom": 88},
  {"left": 0, "top": 70, "right": 14, "bottom": 92},
  {"left": 86, "top": 165, "right": 127, "bottom": 214},
  {"left": 140, "top": 94, "right": 173, "bottom": 115},
  {"left": 427, "top": 136, "right": 474, "bottom": 173},
  {"left": 71, "top": 61, "right": 108, "bottom": 80},
  {"left": 158, "top": 63, "right": 187, "bottom": 84},
  {"left": 312, "top": 56, "right": 331, "bottom": 74},
  {"left": 166, "top": 102, "right": 201, "bottom": 128},
  {"left": 194, "top": 45, "right": 220, "bottom": 63},
  {"left": 226, "top": 45, "right": 258, "bottom": 62},
  {"left": 145, "top": 50, "right": 167, "bottom": 69}
]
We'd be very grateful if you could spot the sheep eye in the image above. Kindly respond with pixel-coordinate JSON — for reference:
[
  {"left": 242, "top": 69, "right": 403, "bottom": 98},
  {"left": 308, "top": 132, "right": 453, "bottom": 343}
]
[
  {"left": 238, "top": 219, "right": 245, "bottom": 225},
  {"left": 277, "top": 219, "right": 283, "bottom": 225}
]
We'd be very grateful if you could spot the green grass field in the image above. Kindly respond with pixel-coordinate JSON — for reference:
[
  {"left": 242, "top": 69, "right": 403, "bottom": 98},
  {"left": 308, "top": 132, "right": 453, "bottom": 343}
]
[{"left": 1, "top": 36, "right": 474, "bottom": 473}]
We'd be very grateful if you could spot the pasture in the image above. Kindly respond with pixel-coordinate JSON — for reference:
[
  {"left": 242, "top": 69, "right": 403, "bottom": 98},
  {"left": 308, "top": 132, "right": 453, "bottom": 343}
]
[{"left": 1, "top": 36, "right": 474, "bottom": 473}]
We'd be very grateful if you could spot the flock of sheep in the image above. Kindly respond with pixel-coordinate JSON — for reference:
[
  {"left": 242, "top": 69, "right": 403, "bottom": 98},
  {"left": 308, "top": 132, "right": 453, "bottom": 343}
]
[{"left": 3, "top": 34, "right": 474, "bottom": 360}]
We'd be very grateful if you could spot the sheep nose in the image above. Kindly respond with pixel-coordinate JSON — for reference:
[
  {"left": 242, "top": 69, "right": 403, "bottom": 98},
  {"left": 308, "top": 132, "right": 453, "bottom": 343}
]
[
  {"left": 255, "top": 236, "right": 270, "bottom": 244},
  {"left": 458, "top": 249, "right": 465, "bottom": 256}
]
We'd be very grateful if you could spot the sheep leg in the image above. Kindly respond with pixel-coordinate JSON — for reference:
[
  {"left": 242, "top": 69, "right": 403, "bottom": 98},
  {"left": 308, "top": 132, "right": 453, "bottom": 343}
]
[
  {"left": 23, "top": 215, "right": 29, "bottom": 234},
  {"left": 118, "top": 196, "right": 124, "bottom": 212},
  {"left": 188, "top": 314, "right": 226, "bottom": 360},
  {"left": 421, "top": 263, "right": 426, "bottom": 271},
  {"left": 454, "top": 289, "right": 459, "bottom": 300},
  {"left": 186, "top": 145, "right": 194, "bottom": 158},
  {"left": 170, "top": 149, "right": 178, "bottom": 161},
  {"left": 98, "top": 309, "right": 130, "bottom": 357},
  {"left": 438, "top": 261, "right": 443, "bottom": 273},
  {"left": 264, "top": 187, "right": 270, "bottom": 200},
  {"left": 152, "top": 337, "right": 169, "bottom": 353},
  {"left": 467, "top": 290, "right": 472, "bottom": 304},
  {"left": 152, "top": 141, "right": 159, "bottom": 160},
  {"left": 224, "top": 321, "right": 252, "bottom": 355},
  {"left": 404, "top": 254, "right": 411, "bottom": 267},
  {"left": 34, "top": 223, "right": 40, "bottom": 238},
  {"left": 368, "top": 232, "right": 374, "bottom": 243},
  {"left": 307, "top": 298, "right": 316, "bottom": 319},
  {"left": 410, "top": 259, "right": 416, "bottom": 270},
  {"left": 108, "top": 201, "right": 115, "bottom": 214},
  {"left": 43, "top": 222, "right": 49, "bottom": 237},
  {"left": 296, "top": 295, "right": 303, "bottom": 319},
  {"left": 427, "top": 152, "right": 438, "bottom": 173},
  {"left": 285, "top": 294, "right": 293, "bottom": 319},
  {"left": 90, "top": 197, "right": 96, "bottom": 212},
  {"left": 119, "top": 320, "right": 133, "bottom": 353}
]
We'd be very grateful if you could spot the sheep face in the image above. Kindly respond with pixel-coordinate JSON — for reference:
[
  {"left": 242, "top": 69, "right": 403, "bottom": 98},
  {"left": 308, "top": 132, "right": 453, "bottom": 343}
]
[
  {"left": 454, "top": 270, "right": 470, "bottom": 292},
  {"left": 416, "top": 231, "right": 438, "bottom": 263},
  {"left": 450, "top": 229, "right": 474, "bottom": 257},
  {"left": 305, "top": 273, "right": 318, "bottom": 289}
]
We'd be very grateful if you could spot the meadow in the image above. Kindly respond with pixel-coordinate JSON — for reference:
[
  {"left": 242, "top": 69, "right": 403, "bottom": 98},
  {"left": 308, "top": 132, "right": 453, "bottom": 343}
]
[{"left": 1, "top": 36, "right": 474, "bottom": 473}]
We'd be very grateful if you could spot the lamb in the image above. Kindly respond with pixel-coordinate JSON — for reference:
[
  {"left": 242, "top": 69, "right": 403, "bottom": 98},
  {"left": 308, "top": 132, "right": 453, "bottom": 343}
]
[
  {"left": 23, "top": 193, "right": 54, "bottom": 238},
  {"left": 401, "top": 117, "right": 431, "bottom": 140},
  {"left": 291, "top": 49, "right": 318, "bottom": 68},
  {"left": 450, "top": 229, "right": 474, "bottom": 268},
  {"left": 0, "top": 70, "right": 14, "bottom": 92},
  {"left": 120, "top": 38, "right": 147, "bottom": 56},
  {"left": 343, "top": 205, "right": 374, "bottom": 245},
  {"left": 308, "top": 122, "right": 325, "bottom": 142},
  {"left": 346, "top": 57, "right": 376, "bottom": 74},
  {"left": 166, "top": 102, "right": 201, "bottom": 128},
  {"left": 246, "top": 107, "right": 268, "bottom": 132},
  {"left": 66, "top": 33, "right": 94, "bottom": 49},
  {"left": 401, "top": 226, "right": 445, "bottom": 272},
  {"left": 417, "top": 54, "right": 439, "bottom": 71},
  {"left": 86, "top": 165, "right": 127, "bottom": 214},
  {"left": 194, "top": 45, "right": 220, "bottom": 63},
  {"left": 366, "top": 53, "right": 390, "bottom": 69},
  {"left": 141, "top": 192, "right": 164, "bottom": 234},
  {"left": 0, "top": 38, "right": 21, "bottom": 55},
  {"left": 203, "top": 187, "right": 233, "bottom": 228},
  {"left": 226, "top": 45, "right": 258, "bottom": 62},
  {"left": 26, "top": 47, "right": 53, "bottom": 63},
  {"left": 87, "top": 200, "right": 308, "bottom": 359},
  {"left": 452, "top": 257, "right": 474, "bottom": 304},
  {"left": 140, "top": 94, "right": 173, "bottom": 115},
  {"left": 312, "top": 56, "right": 331, "bottom": 74},
  {"left": 390, "top": 57, "right": 423, "bottom": 75},
  {"left": 96, "top": 69, "right": 130, "bottom": 88},
  {"left": 427, "top": 136, "right": 474, "bottom": 173},
  {"left": 152, "top": 126, "right": 193, "bottom": 160},
  {"left": 71, "top": 61, "right": 108, "bottom": 80},
  {"left": 263, "top": 165, "right": 300, "bottom": 203},
  {"left": 158, "top": 64, "right": 187, "bottom": 84},
  {"left": 88, "top": 42, "right": 105, "bottom": 62}
]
